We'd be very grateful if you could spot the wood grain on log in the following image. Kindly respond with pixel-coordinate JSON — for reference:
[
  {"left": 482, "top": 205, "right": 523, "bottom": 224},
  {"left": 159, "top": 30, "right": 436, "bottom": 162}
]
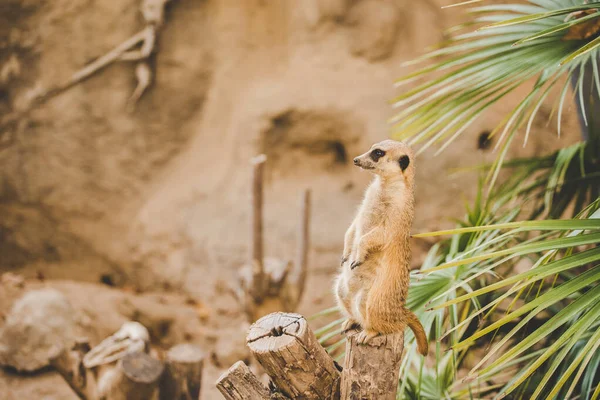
[
  {"left": 341, "top": 331, "right": 404, "bottom": 400},
  {"left": 159, "top": 343, "right": 205, "bottom": 400},
  {"left": 247, "top": 312, "right": 340, "bottom": 400},
  {"left": 216, "top": 361, "right": 271, "bottom": 400}
]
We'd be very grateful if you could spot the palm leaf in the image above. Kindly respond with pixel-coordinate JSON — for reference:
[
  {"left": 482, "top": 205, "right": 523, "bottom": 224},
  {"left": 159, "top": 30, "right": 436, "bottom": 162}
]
[{"left": 391, "top": 0, "right": 600, "bottom": 153}]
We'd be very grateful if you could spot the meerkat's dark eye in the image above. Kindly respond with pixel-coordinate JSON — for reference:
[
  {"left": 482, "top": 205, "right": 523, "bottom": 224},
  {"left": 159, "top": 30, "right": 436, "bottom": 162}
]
[
  {"left": 370, "top": 149, "right": 386, "bottom": 161},
  {"left": 399, "top": 155, "right": 410, "bottom": 171}
]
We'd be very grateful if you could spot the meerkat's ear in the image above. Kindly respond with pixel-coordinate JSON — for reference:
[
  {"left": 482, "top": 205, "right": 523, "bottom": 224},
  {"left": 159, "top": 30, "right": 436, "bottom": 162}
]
[{"left": 399, "top": 155, "right": 410, "bottom": 171}]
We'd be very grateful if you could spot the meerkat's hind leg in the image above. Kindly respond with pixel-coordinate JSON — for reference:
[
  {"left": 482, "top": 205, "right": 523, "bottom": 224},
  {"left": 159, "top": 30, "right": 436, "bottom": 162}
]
[
  {"left": 341, "top": 319, "right": 362, "bottom": 334},
  {"left": 356, "top": 329, "right": 380, "bottom": 344}
]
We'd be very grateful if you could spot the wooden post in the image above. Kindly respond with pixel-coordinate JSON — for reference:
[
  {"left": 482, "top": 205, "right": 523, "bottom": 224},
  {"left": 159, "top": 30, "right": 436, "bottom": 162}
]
[
  {"left": 250, "top": 154, "right": 267, "bottom": 299},
  {"left": 216, "top": 361, "right": 271, "bottom": 400},
  {"left": 341, "top": 331, "right": 404, "bottom": 400},
  {"left": 234, "top": 158, "right": 311, "bottom": 322},
  {"left": 288, "top": 189, "right": 311, "bottom": 306},
  {"left": 100, "top": 352, "right": 164, "bottom": 400},
  {"left": 50, "top": 338, "right": 91, "bottom": 400},
  {"left": 247, "top": 312, "right": 340, "bottom": 400},
  {"left": 159, "top": 343, "right": 205, "bottom": 400}
]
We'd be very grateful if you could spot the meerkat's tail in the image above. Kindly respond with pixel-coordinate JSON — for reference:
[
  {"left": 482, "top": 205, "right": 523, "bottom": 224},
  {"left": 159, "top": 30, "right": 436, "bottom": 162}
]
[{"left": 405, "top": 309, "right": 428, "bottom": 356}]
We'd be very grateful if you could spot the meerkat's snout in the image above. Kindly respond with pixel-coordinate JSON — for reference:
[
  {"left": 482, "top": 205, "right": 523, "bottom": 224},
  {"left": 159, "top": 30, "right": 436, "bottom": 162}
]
[
  {"left": 353, "top": 155, "right": 375, "bottom": 170},
  {"left": 353, "top": 146, "right": 386, "bottom": 171}
]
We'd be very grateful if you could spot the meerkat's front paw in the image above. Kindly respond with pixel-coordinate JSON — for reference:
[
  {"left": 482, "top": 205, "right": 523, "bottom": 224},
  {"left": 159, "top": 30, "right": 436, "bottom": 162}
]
[
  {"left": 356, "top": 329, "right": 380, "bottom": 345},
  {"left": 341, "top": 319, "right": 361, "bottom": 334},
  {"left": 351, "top": 252, "right": 369, "bottom": 269},
  {"left": 341, "top": 255, "right": 349, "bottom": 266}
]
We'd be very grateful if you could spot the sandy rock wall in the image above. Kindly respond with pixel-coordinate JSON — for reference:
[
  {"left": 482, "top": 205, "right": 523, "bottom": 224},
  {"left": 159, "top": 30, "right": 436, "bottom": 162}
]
[{"left": 0, "top": 0, "right": 578, "bottom": 297}]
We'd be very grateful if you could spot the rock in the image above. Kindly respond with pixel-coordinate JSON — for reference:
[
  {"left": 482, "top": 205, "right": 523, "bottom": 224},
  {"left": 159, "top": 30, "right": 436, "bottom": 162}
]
[{"left": 0, "top": 289, "right": 76, "bottom": 372}]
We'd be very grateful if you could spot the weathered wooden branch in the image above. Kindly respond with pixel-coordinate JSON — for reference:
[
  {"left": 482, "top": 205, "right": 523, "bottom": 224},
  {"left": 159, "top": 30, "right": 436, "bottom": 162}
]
[
  {"left": 100, "top": 352, "right": 164, "bottom": 400},
  {"left": 56, "top": 30, "right": 149, "bottom": 98},
  {"left": 250, "top": 154, "right": 267, "bottom": 300},
  {"left": 50, "top": 338, "right": 92, "bottom": 400},
  {"left": 83, "top": 321, "right": 150, "bottom": 369},
  {"left": 216, "top": 361, "right": 271, "bottom": 400},
  {"left": 246, "top": 313, "right": 340, "bottom": 399},
  {"left": 341, "top": 330, "right": 404, "bottom": 400},
  {"left": 288, "top": 189, "right": 311, "bottom": 306},
  {"left": 159, "top": 343, "right": 204, "bottom": 400},
  {"left": 235, "top": 157, "right": 311, "bottom": 322}
]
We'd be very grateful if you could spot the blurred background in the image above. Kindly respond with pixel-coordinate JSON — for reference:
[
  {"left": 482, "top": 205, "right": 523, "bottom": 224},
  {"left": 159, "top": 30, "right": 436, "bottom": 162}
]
[{"left": 0, "top": 0, "right": 583, "bottom": 398}]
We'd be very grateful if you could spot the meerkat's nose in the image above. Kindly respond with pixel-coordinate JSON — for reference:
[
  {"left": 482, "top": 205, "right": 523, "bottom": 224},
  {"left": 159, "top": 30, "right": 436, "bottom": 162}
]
[{"left": 353, "top": 158, "right": 360, "bottom": 165}]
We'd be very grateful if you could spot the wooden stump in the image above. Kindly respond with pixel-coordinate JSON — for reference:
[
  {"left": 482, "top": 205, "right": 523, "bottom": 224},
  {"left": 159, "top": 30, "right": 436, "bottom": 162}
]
[
  {"left": 341, "top": 331, "right": 404, "bottom": 400},
  {"left": 101, "top": 352, "right": 164, "bottom": 400},
  {"left": 159, "top": 343, "right": 205, "bottom": 400},
  {"left": 216, "top": 361, "right": 271, "bottom": 400},
  {"left": 233, "top": 154, "right": 312, "bottom": 322},
  {"left": 247, "top": 313, "right": 340, "bottom": 400}
]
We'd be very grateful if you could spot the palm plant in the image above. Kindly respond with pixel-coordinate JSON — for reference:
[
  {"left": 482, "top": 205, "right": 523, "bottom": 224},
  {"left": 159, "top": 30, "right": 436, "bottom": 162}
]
[{"left": 313, "top": 1, "right": 600, "bottom": 399}]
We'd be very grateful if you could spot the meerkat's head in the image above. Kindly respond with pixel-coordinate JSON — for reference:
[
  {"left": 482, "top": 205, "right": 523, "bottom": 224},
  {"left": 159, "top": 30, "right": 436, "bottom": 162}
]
[{"left": 353, "top": 140, "right": 415, "bottom": 182}]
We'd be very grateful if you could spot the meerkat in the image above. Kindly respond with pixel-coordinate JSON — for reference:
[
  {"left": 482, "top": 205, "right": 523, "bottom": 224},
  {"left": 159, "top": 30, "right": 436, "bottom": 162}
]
[{"left": 334, "top": 139, "right": 428, "bottom": 355}]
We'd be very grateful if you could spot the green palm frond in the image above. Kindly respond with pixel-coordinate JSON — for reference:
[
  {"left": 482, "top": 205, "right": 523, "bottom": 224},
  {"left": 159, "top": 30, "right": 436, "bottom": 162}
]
[
  {"left": 419, "top": 199, "right": 600, "bottom": 399},
  {"left": 391, "top": 0, "right": 600, "bottom": 162},
  {"left": 460, "top": 141, "right": 600, "bottom": 218}
]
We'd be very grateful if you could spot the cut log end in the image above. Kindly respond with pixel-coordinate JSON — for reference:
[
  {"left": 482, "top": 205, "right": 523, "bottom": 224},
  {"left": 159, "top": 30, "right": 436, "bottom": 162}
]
[
  {"left": 216, "top": 361, "right": 271, "bottom": 400},
  {"left": 246, "top": 313, "right": 305, "bottom": 352},
  {"left": 159, "top": 343, "right": 205, "bottom": 400},
  {"left": 166, "top": 343, "right": 205, "bottom": 364},
  {"left": 247, "top": 312, "right": 340, "bottom": 400},
  {"left": 121, "top": 352, "right": 164, "bottom": 384},
  {"left": 250, "top": 154, "right": 268, "bottom": 165},
  {"left": 99, "top": 352, "right": 164, "bottom": 400}
]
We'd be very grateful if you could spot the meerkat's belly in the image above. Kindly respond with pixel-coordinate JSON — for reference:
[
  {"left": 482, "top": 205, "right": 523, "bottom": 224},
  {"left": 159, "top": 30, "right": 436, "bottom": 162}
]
[{"left": 336, "top": 253, "right": 381, "bottom": 324}]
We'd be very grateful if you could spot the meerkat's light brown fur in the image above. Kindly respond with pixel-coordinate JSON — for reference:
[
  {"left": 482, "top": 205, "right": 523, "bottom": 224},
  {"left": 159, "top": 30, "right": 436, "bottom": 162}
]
[{"left": 334, "top": 140, "right": 428, "bottom": 355}]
